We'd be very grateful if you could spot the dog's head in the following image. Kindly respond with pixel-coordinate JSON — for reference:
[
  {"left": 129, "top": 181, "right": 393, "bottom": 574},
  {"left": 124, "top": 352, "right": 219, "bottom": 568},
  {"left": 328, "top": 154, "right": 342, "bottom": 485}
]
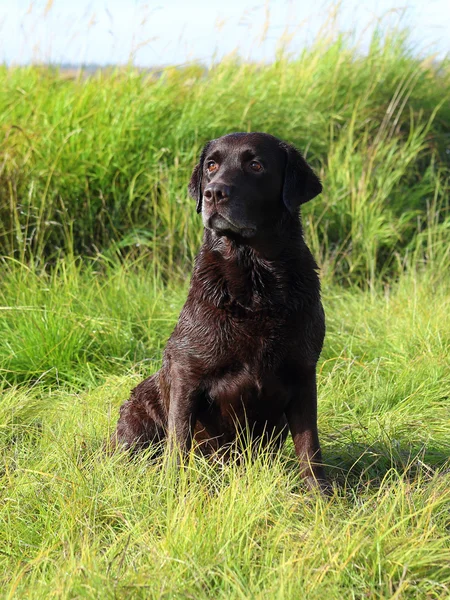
[{"left": 188, "top": 132, "right": 322, "bottom": 241}]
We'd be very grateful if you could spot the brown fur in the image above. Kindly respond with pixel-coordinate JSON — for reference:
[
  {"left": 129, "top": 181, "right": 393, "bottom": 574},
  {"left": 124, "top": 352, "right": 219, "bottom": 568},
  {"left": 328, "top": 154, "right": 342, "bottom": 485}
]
[{"left": 112, "top": 132, "right": 329, "bottom": 491}]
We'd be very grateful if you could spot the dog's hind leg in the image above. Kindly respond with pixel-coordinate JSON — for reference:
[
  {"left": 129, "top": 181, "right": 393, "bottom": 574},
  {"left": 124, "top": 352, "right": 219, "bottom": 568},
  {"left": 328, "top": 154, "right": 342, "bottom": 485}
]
[{"left": 110, "top": 374, "right": 167, "bottom": 454}]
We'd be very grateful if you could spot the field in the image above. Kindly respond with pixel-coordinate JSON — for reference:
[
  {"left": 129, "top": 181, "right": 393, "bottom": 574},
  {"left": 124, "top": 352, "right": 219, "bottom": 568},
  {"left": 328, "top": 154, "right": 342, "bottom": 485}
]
[{"left": 1, "top": 25, "right": 450, "bottom": 599}]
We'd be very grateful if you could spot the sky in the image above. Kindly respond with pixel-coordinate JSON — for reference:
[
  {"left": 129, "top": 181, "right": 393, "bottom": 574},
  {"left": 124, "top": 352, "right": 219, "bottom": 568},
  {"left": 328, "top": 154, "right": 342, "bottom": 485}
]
[{"left": 1, "top": 0, "right": 449, "bottom": 67}]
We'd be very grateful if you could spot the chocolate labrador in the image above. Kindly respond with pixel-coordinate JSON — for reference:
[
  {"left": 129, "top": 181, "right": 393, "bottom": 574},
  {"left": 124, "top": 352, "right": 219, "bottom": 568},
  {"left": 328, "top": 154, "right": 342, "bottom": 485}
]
[{"left": 112, "top": 132, "right": 328, "bottom": 491}]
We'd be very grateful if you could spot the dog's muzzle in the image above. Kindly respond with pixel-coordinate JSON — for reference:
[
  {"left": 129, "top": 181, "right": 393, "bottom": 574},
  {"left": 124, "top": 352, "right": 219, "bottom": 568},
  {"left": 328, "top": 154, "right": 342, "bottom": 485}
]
[{"left": 207, "top": 213, "right": 256, "bottom": 239}]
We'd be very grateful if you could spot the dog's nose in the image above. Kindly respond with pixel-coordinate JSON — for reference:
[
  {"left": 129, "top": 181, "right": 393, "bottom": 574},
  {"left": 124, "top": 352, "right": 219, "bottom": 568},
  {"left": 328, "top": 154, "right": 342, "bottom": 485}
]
[{"left": 203, "top": 183, "right": 232, "bottom": 204}]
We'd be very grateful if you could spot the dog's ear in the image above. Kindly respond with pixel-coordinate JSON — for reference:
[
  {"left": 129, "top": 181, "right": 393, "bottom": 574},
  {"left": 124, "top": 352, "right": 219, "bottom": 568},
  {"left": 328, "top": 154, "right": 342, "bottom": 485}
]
[
  {"left": 281, "top": 142, "right": 322, "bottom": 214},
  {"left": 188, "top": 142, "right": 211, "bottom": 214}
]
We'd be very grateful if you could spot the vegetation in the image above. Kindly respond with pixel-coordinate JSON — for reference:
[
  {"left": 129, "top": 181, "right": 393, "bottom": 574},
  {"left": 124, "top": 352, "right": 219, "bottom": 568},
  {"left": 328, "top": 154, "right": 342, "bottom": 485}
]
[
  {"left": 0, "top": 24, "right": 449, "bottom": 599},
  {"left": 1, "top": 31, "right": 449, "bottom": 283}
]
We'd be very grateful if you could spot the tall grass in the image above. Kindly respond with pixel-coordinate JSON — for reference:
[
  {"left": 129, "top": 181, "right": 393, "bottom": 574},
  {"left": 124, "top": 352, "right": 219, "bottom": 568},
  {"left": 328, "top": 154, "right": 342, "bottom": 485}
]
[
  {"left": 1, "top": 262, "right": 449, "bottom": 597},
  {"left": 1, "top": 30, "right": 449, "bottom": 283},
  {"left": 1, "top": 21, "right": 450, "bottom": 599}
]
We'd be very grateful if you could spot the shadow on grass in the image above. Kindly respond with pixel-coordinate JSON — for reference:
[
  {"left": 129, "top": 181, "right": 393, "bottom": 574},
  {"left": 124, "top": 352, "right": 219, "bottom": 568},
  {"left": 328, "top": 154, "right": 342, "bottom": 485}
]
[{"left": 315, "top": 439, "right": 450, "bottom": 493}]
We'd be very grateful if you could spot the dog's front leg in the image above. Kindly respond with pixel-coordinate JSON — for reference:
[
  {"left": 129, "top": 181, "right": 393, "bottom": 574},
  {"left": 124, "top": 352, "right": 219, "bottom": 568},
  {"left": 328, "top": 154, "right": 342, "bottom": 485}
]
[
  {"left": 285, "top": 366, "right": 330, "bottom": 493},
  {"left": 167, "top": 374, "right": 201, "bottom": 455}
]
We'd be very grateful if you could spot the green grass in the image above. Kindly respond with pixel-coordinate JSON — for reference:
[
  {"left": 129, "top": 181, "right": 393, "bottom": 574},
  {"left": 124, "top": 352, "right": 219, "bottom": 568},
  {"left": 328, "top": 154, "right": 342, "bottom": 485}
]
[
  {"left": 1, "top": 18, "right": 450, "bottom": 599},
  {"left": 1, "top": 29, "right": 449, "bottom": 283},
  {"left": 1, "top": 261, "right": 449, "bottom": 598}
]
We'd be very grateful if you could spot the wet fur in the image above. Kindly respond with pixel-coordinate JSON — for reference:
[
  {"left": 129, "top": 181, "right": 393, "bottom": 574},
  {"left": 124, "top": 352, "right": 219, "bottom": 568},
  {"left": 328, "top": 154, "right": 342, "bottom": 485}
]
[{"left": 112, "top": 132, "right": 329, "bottom": 490}]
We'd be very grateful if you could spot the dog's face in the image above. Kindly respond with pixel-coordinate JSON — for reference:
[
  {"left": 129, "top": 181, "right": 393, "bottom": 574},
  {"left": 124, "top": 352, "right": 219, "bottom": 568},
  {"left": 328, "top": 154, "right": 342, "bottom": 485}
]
[{"left": 189, "top": 132, "right": 322, "bottom": 240}]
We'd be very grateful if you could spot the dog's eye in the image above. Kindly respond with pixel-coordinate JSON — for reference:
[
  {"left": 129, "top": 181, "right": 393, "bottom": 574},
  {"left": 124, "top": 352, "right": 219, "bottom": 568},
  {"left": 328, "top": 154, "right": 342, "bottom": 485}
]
[
  {"left": 206, "top": 161, "right": 218, "bottom": 173},
  {"left": 249, "top": 161, "right": 263, "bottom": 172}
]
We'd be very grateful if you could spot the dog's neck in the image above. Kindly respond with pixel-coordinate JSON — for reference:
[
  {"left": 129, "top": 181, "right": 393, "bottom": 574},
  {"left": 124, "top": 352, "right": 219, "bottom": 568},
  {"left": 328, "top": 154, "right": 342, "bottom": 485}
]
[{"left": 193, "top": 227, "right": 318, "bottom": 311}]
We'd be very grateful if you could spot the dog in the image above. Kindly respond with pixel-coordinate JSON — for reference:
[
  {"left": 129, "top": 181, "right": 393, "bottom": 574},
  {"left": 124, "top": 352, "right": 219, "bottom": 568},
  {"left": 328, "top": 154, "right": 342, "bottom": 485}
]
[{"left": 112, "top": 132, "right": 328, "bottom": 491}]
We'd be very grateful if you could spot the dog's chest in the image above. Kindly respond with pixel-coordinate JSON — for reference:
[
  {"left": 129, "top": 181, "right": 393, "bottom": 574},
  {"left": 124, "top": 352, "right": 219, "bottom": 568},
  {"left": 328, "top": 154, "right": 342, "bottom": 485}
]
[{"left": 200, "top": 303, "right": 290, "bottom": 364}]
